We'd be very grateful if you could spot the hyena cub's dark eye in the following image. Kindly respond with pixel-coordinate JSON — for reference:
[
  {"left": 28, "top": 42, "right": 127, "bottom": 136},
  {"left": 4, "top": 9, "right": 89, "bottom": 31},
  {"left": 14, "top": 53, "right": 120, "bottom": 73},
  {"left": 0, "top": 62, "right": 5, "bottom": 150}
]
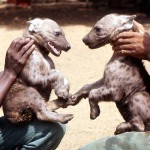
[
  {"left": 54, "top": 31, "right": 62, "bottom": 37},
  {"left": 94, "top": 27, "right": 101, "bottom": 33}
]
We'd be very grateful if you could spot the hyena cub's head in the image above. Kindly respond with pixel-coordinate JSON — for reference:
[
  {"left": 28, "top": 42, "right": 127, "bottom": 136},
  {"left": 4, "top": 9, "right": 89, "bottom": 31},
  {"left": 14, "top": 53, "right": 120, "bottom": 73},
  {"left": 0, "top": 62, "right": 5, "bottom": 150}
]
[
  {"left": 83, "top": 14, "right": 136, "bottom": 49},
  {"left": 25, "top": 18, "right": 71, "bottom": 56}
]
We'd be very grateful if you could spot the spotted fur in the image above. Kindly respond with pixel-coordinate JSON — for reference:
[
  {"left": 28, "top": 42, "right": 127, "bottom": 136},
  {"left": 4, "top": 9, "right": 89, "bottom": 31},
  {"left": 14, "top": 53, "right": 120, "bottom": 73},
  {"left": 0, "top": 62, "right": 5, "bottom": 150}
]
[
  {"left": 3, "top": 18, "right": 73, "bottom": 124},
  {"left": 68, "top": 14, "right": 150, "bottom": 134}
]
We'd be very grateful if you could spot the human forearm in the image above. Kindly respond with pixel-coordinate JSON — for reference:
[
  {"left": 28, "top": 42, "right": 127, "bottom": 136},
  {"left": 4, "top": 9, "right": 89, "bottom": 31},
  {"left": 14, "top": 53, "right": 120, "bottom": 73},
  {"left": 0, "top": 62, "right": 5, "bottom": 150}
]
[
  {"left": 0, "top": 38, "right": 34, "bottom": 107},
  {"left": 0, "top": 70, "right": 17, "bottom": 106}
]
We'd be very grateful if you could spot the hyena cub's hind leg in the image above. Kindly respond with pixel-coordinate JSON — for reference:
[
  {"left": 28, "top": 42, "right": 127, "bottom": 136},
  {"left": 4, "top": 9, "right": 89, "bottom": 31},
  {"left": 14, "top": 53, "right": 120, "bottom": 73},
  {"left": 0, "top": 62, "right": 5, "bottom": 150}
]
[
  {"left": 4, "top": 86, "right": 73, "bottom": 124},
  {"left": 115, "top": 92, "right": 150, "bottom": 134},
  {"left": 24, "top": 88, "right": 74, "bottom": 124},
  {"left": 115, "top": 117, "right": 145, "bottom": 135}
]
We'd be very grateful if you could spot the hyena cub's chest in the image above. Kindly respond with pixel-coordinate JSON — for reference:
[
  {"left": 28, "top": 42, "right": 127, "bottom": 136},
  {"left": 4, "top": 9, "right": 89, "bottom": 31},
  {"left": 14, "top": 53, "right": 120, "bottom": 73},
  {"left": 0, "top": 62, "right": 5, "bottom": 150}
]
[
  {"left": 103, "top": 56, "right": 140, "bottom": 88},
  {"left": 21, "top": 51, "right": 54, "bottom": 86},
  {"left": 103, "top": 58, "right": 126, "bottom": 84},
  {"left": 103, "top": 55, "right": 146, "bottom": 97}
]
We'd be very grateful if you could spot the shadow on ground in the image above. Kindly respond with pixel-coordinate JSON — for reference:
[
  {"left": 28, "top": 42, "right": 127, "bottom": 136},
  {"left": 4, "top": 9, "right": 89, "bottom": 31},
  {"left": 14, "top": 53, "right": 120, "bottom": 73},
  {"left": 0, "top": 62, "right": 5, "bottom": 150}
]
[{"left": 0, "top": 2, "right": 150, "bottom": 30}]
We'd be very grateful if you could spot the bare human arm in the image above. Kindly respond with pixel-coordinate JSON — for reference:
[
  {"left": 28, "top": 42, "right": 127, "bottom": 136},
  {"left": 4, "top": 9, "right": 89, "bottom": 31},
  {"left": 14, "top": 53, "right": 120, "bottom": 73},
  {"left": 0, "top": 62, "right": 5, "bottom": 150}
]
[{"left": 0, "top": 38, "right": 35, "bottom": 107}]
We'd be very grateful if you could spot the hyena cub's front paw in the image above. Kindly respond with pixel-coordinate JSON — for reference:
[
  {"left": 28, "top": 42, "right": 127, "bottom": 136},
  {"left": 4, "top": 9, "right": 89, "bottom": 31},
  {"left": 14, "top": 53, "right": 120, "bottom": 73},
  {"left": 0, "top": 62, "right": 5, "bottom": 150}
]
[
  {"left": 66, "top": 94, "right": 80, "bottom": 106},
  {"left": 56, "top": 88, "right": 69, "bottom": 100},
  {"left": 67, "top": 90, "right": 88, "bottom": 106}
]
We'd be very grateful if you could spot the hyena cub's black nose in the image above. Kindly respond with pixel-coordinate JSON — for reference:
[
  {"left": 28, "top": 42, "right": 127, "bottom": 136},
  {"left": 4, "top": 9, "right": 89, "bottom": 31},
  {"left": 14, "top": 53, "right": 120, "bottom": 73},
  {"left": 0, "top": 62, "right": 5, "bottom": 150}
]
[
  {"left": 82, "top": 37, "right": 89, "bottom": 45},
  {"left": 65, "top": 44, "right": 71, "bottom": 51}
]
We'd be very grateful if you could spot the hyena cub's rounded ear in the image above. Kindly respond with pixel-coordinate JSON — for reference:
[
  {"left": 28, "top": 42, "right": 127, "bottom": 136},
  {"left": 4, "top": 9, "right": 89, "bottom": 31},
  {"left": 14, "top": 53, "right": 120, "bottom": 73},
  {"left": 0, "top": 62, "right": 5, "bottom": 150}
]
[
  {"left": 120, "top": 15, "right": 136, "bottom": 30},
  {"left": 110, "top": 15, "right": 136, "bottom": 39},
  {"left": 26, "top": 18, "right": 43, "bottom": 33}
]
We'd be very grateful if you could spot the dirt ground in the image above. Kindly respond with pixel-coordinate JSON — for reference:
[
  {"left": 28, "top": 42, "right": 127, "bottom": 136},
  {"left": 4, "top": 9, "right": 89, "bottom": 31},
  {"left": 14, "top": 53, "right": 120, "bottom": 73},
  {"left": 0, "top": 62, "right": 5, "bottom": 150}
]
[{"left": 0, "top": 3, "right": 150, "bottom": 150}]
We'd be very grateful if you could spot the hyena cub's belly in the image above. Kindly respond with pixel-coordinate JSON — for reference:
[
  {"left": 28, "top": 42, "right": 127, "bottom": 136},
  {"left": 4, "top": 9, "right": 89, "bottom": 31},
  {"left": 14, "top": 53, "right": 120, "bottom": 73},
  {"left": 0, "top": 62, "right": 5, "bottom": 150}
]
[
  {"left": 3, "top": 81, "right": 39, "bottom": 123},
  {"left": 3, "top": 52, "right": 54, "bottom": 123}
]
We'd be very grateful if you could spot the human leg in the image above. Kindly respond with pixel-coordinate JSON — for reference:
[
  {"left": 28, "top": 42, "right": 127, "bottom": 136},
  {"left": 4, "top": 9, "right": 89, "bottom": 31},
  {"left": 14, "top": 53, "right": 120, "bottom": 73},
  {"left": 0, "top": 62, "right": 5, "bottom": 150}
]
[{"left": 0, "top": 116, "right": 66, "bottom": 150}]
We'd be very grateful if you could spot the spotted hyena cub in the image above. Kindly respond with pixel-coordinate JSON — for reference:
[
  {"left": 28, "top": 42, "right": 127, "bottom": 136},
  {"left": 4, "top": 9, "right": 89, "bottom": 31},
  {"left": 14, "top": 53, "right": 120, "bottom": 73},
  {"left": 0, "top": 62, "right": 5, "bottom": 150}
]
[
  {"left": 68, "top": 14, "right": 150, "bottom": 134},
  {"left": 3, "top": 18, "right": 73, "bottom": 124}
]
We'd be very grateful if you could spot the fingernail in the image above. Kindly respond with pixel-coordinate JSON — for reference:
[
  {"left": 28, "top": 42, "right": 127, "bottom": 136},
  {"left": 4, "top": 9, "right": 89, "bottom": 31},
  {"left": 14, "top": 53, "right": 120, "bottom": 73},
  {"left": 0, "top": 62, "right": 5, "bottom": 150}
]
[
  {"left": 25, "top": 38, "right": 30, "bottom": 41},
  {"left": 30, "top": 39, "right": 34, "bottom": 43},
  {"left": 31, "top": 45, "right": 35, "bottom": 49}
]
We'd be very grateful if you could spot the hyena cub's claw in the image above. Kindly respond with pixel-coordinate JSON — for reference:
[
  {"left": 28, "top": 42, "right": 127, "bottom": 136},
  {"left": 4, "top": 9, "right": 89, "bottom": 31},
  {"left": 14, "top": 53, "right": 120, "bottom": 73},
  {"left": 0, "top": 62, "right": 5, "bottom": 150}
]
[{"left": 60, "top": 114, "right": 74, "bottom": 124}]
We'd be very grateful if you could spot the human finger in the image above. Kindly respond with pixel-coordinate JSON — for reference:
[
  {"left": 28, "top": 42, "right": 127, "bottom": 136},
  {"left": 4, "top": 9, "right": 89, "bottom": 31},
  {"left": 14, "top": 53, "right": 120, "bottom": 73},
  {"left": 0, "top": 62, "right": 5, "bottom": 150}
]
[
  {"left": 13, "top": 38, "right": 31, "bottom": 53},
  {"left": 7, "top": 37, "right": 23, "bottom": 51},
  {"left": 112, "top": 38, "right": 132, "bottom": 46},
  {"left": 18, "top": 39, "right": 34, "bottom": 56},
  {"left": 112, "top": 44, "right": 133, "bottom": 51},
  {"left": 112, "top": 32, "right": 136, "bottom": 41},
  {"left": 21, "top": 45, "right": 35, "bottom": 63},
  {"left": 115, "top": 50, "right": 135, "bottom": 56},
  {"left": 133, "top": 20, "right": 145, "bottom": 33}
]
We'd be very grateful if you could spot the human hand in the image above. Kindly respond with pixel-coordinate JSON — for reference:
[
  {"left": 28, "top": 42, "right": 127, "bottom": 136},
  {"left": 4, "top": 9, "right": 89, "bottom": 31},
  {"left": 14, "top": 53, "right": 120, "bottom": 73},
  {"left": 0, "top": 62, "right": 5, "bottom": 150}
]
[
  {"left": 4, "top": 37, "right": 35, "bottom": 77},
  {"left": 133, "top": 20, "right": 146, "bottom": 33},
  {"left": 112, "top": 32, "right": 150, "bottom": 60}
]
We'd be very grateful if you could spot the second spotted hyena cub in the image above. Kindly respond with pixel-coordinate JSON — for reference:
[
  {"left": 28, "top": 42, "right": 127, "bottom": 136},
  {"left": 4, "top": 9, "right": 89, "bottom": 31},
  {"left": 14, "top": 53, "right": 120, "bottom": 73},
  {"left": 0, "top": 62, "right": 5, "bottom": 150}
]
[
  {"left": 68, "top": 14, "right": 150, "bottom": 134},
  {"left": 3, "top": 18, "right": 73, "bottom": 124}
]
